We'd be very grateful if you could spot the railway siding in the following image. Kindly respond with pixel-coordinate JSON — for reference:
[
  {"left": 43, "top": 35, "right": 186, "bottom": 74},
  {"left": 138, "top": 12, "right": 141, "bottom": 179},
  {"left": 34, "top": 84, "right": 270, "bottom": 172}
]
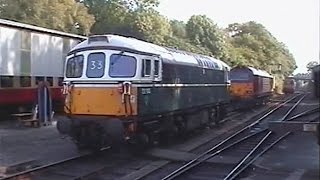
[{"left": 0, "top": 93, "right": 318, "bottom": 180}]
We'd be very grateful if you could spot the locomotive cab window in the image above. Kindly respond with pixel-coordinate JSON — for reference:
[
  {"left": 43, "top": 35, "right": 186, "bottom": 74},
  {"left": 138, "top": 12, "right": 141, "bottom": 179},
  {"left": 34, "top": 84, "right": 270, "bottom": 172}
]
[
  {"left": 109, "top": 54, "right": 137, "bottom": 78},
  {"left": 66, "top": 55, "right": 84, "bottom": 78},
  {"left": 154, "top": 60, "right": 160, "bottom": 76},
  {"left": 142, "top": 59, "right": 151, "bottom": 77},
  {"left": 86, "top": 53, "right": 106, "bottom": 78}
]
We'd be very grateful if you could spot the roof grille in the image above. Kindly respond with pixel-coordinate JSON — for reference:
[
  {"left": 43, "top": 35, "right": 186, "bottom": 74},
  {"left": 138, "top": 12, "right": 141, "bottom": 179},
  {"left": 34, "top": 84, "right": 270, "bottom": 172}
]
[{"left": 88, "top": 35, "right": 109, "bottom": 43}]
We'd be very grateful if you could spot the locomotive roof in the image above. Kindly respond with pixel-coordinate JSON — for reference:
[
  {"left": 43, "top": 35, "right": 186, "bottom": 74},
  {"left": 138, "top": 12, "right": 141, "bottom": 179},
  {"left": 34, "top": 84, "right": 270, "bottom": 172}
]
[
  {"left": 231, "top": 66, "right": 273, "bottom": 78},
  {"left": 247, "top": 67, "right": 273, "bottom": 78},
  {"left": 69, "top": 34, "right": 230, "bottom": 71},
  {"left": 0, "top": 18, "right": 86, "bottom": 39}
]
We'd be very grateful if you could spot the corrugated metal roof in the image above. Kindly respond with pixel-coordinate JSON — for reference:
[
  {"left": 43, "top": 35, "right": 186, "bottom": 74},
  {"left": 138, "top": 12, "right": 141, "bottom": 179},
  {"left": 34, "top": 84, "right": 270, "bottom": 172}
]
[{"left": 0, "top": 18, "right": 86, "bottom": 39}]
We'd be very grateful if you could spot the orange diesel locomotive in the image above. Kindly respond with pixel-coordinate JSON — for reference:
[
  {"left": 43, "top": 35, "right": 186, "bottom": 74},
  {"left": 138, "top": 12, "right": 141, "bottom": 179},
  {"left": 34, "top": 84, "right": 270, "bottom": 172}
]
[
  {"left": 283, "top": 76, "right": 296, "bottom": 94},
  {"left": 230, "top": 67, "right": 274, "bottom": 105}
]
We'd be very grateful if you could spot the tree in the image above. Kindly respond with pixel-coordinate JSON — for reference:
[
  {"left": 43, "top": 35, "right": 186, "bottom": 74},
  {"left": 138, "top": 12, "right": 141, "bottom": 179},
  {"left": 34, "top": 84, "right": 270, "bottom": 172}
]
[
  {"left": 131, "top": 9, "right": 172, "bottom": 43},
  {"left": 306, "top": 61, "right": 319, "bottom": 72},
  {"left": 226, "top": 21, "right": 296, "bottom": 76},
  {"left": 82, "top": 0, "right": 133, "bottom": 36},
  {"left": 170, "top": 20, "right": 187, "bottom": 39},
  {"left": 185, "top": 15, "right": 228, "bottom": 59},
  {"left": 0, "top": 0, "right": 95, "bottom": 35}
]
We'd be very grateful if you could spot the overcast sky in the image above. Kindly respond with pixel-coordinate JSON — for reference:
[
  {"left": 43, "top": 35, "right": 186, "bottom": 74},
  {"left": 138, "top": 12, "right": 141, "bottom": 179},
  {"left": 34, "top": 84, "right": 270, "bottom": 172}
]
[{"left": 157, "top": 0, "right": 319, "bottom": 74}]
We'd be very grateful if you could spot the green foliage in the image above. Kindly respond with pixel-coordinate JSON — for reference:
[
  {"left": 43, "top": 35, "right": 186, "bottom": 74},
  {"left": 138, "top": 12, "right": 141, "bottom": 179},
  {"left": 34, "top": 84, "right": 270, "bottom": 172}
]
[
  {"left": 226, "top": 21, "right": 296, "bottom": 77},
  {"left": 0, "top": 0, "right": 297, "bottom": 81},
  {"left": 185, "top": 15, "right": 228, "bottom": 59},
  {"left": 82, "top": 0, "right": 133, "bottom": 36},
  {"left": 170, "top": 20, "right": 187, "bottom": 38},
  {"left": 131, "top": 9, "right": 172, "bottom": 43},
  {"left": 163, "top": 36, "right": 211, "bottom": 55},
  {"left": 0, "top": 0, "right": 95, "bottom": 35}
]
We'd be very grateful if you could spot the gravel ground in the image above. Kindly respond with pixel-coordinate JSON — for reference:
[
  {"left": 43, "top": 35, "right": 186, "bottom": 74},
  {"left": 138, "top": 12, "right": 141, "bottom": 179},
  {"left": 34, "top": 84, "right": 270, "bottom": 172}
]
[{"left": 0, "top": 117, "right": 80, "bottom": 168}]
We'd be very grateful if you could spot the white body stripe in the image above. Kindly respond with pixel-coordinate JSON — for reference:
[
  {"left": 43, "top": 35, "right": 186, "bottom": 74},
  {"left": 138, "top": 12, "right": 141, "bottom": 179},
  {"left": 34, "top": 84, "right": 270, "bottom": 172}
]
[{"left": 72, "top": 83, "right": 229, "bottom": 88}]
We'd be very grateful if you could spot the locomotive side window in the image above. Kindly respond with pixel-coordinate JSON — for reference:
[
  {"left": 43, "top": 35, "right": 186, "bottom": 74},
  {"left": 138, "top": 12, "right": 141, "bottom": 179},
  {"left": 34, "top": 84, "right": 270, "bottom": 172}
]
[
  {"left": 20, "top": 76, "right": 31, "bottom": 87},
  {"left": 142, "top": 59, "right": 151, "bottom": 77},
  {"left": 86, "top": 53, "right": 105, "bottom": 78},
  {"left": 0, "top": 76, "right": 14, "bottom": 87},
  {"left": 66, "top": 55, "right": 84, "bottom": 78},
  {"left": 109, "top": 54, "right": 137, "bottom": 77},
  {"left": 154, "top": 60, "right": 160, "bottom": 76}
]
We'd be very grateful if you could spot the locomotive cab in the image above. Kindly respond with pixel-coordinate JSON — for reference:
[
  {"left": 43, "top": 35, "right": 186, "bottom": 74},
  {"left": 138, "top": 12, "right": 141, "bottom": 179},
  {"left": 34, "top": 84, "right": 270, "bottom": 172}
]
[{"left": 63, "top": 37, "right": 163, "bottom": 117}]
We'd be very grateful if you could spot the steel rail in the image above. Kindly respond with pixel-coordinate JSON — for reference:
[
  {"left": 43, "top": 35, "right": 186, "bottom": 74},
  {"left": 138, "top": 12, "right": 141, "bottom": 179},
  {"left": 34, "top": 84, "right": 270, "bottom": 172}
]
[
  {"left": 227, "top": 132, "right": 291, "bottom": 180},
  {"left": 0, "top": 147, "right": 110, "bottom": 180},
  {"left": 227, "top": 107, "right": 314, "bottom": 180},
  {"left": 224, "top": 94, "right": 306, "bottom": 179},
  {"left": 223, "top": 131, "right": 272, "bottom": 180},
  {"left": 227, "top": 95, "right": 313, "bottom": 180},
  {"left": 163, "top": 129, "right": 268, "bottom": 179},
  {"left": 286, "top": 107, "right": 320, "bottom": 121},
  {"left": 161, "top": 94, "right": 300, "bottom": 180},
  {"left": 279, "top": 93, "right": 308, "bottom": 121}
]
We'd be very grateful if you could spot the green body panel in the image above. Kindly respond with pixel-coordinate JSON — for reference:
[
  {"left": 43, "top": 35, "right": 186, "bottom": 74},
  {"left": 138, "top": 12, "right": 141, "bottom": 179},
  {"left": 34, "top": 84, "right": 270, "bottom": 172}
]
[{"left": 137, "top": 86, "right": 229, "bottom": 116}]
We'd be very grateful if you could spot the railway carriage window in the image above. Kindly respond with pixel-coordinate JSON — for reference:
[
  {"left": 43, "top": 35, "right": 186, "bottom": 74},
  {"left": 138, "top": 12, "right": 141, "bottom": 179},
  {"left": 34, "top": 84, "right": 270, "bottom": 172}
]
[
  {"left": 86, "top": 53, "right": 105, "bottom": 78},
  {"left": 58, "top": 77, "right": 64, "bottom": 86},
  {"left": 142, "top": 59, "right": 151, "bottom": 77},
  {"left": 46, "top": 77, "right": 53, "bottom": 86},
  {"left": 36, "top": 76, "right": 44, "bottom": 85},
  {"left": 109, "top": 54, "right": 137, "bottom": 77},
  {"left": 0, "top": 76, "right": 14, "bottom": 87},
  {"left": 154, "top": 60, "right": 160, "bottom": 76},
  {"left": 66, "top": 55, "right": 84, "bottom": 78},
  {"left": 20, "top": 76, "right": 31, "bottom": 87}
]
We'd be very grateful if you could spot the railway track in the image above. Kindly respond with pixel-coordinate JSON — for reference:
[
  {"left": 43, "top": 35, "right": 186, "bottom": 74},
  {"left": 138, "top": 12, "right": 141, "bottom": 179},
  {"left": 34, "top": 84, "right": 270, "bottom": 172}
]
[
  {"left": 1, "top": 148, "right": 159, "bottom": 180},
  {"left": 142, "top": 93, "right": 310, "bottom": 180},
  {"left": 1, "top": 94, "right": 311, "bottom": 180}
]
